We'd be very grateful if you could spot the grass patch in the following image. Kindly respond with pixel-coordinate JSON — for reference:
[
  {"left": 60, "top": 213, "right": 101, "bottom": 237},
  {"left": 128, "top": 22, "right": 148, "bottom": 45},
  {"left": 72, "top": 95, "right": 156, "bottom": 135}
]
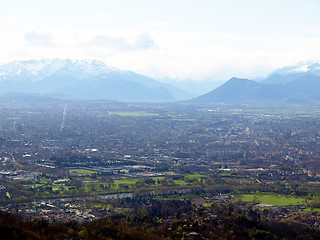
[
  {"left": 152, "top": 176, "right": 166, "bottom": 181},
  {"left": 114, "top": 178, "right": 139, "bottom": 185},
  {"left": 171, "top": 119, "right": 196, "bottom": 121},
  {"left": 113, "top": 178, "right": 140, "bottom": 190},
  {"left": 70, "top": 169, "right": 97, "bottom": 175},
  {"left": 161, "top": 172, "right": 176, "bottom": 176},
  {"left": 203, "top": 202, "right": 213, "bottom": 207},
  {"left": 173, "top": 179, "right": 189, "bottom": 186},
  {"left": 236, "top": 193, "right": 307, "bottom": 206},
  {"left": 186, "top": 174, "right": 209, "bottom": 180},
  {"left": 109, "top": 112, "right": 158, "bottom": 117}
]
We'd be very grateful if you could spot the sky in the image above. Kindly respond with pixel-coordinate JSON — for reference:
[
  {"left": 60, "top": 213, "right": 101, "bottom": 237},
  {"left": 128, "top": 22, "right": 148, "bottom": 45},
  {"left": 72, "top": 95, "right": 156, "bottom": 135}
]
[{"left": 1, "top": 0, "right": 320, "bottom": 81}]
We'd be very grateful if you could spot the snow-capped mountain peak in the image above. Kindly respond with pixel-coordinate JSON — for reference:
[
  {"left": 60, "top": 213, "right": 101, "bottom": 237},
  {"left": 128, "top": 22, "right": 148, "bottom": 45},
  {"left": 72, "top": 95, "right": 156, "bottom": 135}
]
[
  {"left": 271, "top": 61, "right": 320, "bottom": 76},
  {"left": 0, "top": 59, "right": 120, "bottom": 81},
  {"left": 289, "top": 64, "right": 310, "bottom": 73},
  {"left": 0, "top": 58, "right": 182, "bottom": 102}
]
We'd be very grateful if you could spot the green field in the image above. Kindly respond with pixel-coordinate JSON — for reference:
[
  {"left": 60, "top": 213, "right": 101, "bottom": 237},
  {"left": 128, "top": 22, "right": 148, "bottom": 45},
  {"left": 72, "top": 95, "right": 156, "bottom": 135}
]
[
  {"left": 70, "top": 169, "right": 97, "bottom": 175},
  {"left": 186, "top": 174, "right": 209, "bottom": 180},
  {"left": 112, "top": 178, "right": 140, "bottom": 190},
  {"left": 171, "top": 118, "right": 196, "bottom": 121},
  {"left": 114, "top": 178, "right": 139, "bottom": 186},
  {"left": 161, "top": 172, "right": 176, "bottom": 175},
  {"left": 116, "top": 178, "right": 140, "bottom": 183},
  {"left": 236, "top": 193, "right": 307, "bottom": 206},
  {"left": 173, "top": 179, "right": 189, "bottom": 186},
  {"left": 152, "top": 176, "right": 166, "bottom": 181},
  {"left": 108, "top": 111, "right": 158, "bottom": 116}
]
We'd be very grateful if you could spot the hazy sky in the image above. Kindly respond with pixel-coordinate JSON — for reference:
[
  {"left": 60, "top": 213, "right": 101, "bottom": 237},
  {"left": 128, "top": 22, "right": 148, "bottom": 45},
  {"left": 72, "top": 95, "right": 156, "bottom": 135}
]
[{"left": 1, "top": 0, "right": 320, "bottom": 81}]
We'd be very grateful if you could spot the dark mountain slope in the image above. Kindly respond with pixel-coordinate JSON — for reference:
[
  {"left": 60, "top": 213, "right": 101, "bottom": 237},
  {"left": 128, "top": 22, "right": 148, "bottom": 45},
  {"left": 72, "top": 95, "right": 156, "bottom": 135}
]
[{"left": 192, "top": 77, "right": 285, "bottom": 103}]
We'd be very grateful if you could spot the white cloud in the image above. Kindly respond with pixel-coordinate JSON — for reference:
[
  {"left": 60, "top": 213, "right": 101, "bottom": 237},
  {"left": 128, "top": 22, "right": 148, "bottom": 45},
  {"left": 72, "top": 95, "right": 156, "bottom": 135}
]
[
  {"left": 93, "top": 32, "right": 320, "bottom": 81},
  {"left": 89, "top": 32, "right": 154, "bottom": 51},
  {"left": 91, "top": 35, "right": 131, "bottom": 50},
  {"left": 134, "top": 33, "right": 155, "bottom": 50},
  {"left": 24, "top": 31, "right": 55, "bottom": 47}
]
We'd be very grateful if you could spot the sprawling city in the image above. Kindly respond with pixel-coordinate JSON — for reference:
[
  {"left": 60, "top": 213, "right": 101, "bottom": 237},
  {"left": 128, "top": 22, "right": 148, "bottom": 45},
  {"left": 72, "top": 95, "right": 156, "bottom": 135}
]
[{"left": 1, "top": 98, "right": 320, "bottom": 238}]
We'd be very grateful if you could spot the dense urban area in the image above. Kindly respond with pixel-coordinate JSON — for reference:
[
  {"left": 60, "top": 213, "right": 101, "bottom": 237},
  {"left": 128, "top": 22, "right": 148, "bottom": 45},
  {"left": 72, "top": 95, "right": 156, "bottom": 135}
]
[{"left": 2, "top": 98, "right": 320, "bottom": 239}]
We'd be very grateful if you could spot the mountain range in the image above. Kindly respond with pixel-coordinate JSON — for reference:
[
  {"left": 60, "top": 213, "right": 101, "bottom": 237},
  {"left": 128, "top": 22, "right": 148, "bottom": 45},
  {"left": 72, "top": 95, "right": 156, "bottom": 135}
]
[
  {"left": 1, "top": 59, "right": 320, "bottom": 104},
  {"left": 0, "top": 59, "right": 193, "bottom": 102},
  {"left": 192, "top": 62, "right": 320, "bottom": 104}
]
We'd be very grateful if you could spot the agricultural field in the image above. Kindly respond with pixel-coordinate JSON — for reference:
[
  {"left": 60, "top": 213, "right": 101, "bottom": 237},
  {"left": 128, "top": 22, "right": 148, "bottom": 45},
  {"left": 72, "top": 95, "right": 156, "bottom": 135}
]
[
  {"left": 234, "top": 193, "right": 308, "bottom": 206},
  {"left": 70, "top": 169, "right": 97, "bottom": 175},
  {"left": 108, "top": 111, "right": 158, "bottom": 116}
]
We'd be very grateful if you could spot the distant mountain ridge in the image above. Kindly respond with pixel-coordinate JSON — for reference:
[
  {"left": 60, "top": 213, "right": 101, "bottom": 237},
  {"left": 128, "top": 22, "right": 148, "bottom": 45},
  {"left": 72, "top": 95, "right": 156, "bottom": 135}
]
[
  {"left": 192, "top": 62, "right": 320, "bottom": 104},
  {"left": 261, "top": 62, "right": 320, "bottom": 84},
  {"left": 0, "top": 59, "right": 192, "bottom": 102},
  {"left": 3, "top": 59, "right": 320, "bottom": 104}
]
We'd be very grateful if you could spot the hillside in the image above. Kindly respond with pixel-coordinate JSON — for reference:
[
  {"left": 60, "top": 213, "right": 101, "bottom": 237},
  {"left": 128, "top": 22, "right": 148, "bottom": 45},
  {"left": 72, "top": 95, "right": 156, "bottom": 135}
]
[{"left": 192, "top": 72, "right": 320, "bottom": 104}]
